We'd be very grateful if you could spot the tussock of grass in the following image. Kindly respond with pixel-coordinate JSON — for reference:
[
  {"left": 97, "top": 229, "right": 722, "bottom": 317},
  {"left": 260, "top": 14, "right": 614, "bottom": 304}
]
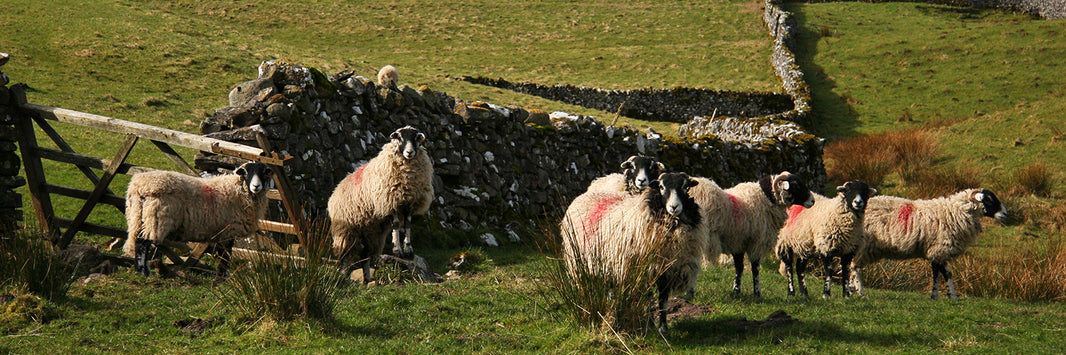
[
  {"left": 1010, "top": 162, "right": 1054, "bottom": 198},
  {"left": 0, "top": 227, "right": 75, "bottom": 301},
  {"left": 216, "top": 223, "right": 346, "bottom": 322},
  {"left": 537, "top": 220, "right": 671, "bottom": 335},
  {"left": 824, "top": 128, "right": 940, "bottom": 187}
]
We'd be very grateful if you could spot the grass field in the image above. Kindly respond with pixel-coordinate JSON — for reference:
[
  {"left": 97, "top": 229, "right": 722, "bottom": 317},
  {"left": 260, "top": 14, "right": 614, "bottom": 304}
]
[{"left": 4, "top": 0, "right": 1066, "bottom": 353}]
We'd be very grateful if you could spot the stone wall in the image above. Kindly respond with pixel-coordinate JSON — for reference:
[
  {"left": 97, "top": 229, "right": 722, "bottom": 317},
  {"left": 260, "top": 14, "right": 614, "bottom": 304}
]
[
  {"left": 0, "top": 53, "right": 24, "bottom": 233},
  {"left": 802, "top": 0, "right": 1065, "bottom": 19},
  {"left": 196, "top": 60, "right": 826, "bottom": 236}
]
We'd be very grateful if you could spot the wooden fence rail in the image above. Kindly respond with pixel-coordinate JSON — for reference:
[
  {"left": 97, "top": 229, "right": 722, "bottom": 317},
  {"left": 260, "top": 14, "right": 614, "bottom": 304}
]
[{"left": 11, "top": 86, "right": 308, "bottom": 266}]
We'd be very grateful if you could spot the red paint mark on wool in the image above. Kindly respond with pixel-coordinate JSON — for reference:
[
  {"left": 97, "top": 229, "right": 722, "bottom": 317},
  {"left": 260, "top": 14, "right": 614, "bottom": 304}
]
[
  {"left": 786, "top": 205, "right": 806, "bottom": 228},
  {"left": 583, "top": 195, "right": 624, "bottom": 240},
  {"left": 897, "top": 203, "right": 914, "bottom": 233},
  {"left": 348, "top": 165, "right": 367, "bottom": 187},
  {"left": 727, "top": 193, "right": 743, "bottom": 222},
  {"left": 202, "top": 185, "right": 217, "bottom": 205}
]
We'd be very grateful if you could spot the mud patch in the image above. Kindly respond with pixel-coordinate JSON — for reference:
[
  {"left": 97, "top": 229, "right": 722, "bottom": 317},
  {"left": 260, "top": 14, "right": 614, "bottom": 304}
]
[
  {"left": 726, "top": 310, "right": 799, "bottom": 330},
  {"left": 173, "top": 317, "right": 223, "bottom": 338},
  {"left": 662, "top": 297, "right": 714, "bottom": 322}
]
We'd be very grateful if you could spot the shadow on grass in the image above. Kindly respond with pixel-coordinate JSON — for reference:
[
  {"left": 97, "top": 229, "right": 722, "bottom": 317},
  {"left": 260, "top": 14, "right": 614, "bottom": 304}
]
[
  {"left": 786, "top": 3, "right": 862, "bottom": 139},
  {"left": 668, "top": 317, "right": 928, "bottom": 348}
]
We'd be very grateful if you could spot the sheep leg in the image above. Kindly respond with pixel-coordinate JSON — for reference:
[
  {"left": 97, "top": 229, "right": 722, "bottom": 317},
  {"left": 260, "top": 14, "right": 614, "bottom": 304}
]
[
  {"left": 821, "top": 255, "right": 834, "bottom": 299},
  {"left": 943, "top": 263, "right": 958, "bottom": 300},
  {"left": 796, "top": 258, "right": 809, "bottom": 297},
  {"left": 850, "top": 266, "right": 866, "bottom": 297},
  {"left": 731, "top": 253, "right": 744, "bottom": 295},
  {"left": 216, "top": 239, "right": 234, "bottom": 278},
  {"left": 840, "top": 253, "right": 854, "bottom": 298},
  {"left": 930, "top": 262, "right": 942, "bottom": 300},
  {"left": 134, "top": 238, "right": 154, "bottom": 277},
  {"left": 784, "top": 260, "right": 795, "bottom": 297},
  {"left": 750, "top": 256, "right": 762, "bottom": 298},
  {"left": 656, "top": 277, "right": 670, "bottom": 334},
  {"left": 400, "top": 213, "right": 414, "bottom": 257},
  {"left": 390, "top": 213, "right": 414, "bottom": 258}
]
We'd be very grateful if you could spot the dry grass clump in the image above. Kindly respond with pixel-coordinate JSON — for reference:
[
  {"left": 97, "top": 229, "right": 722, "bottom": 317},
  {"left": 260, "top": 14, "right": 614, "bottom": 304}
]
[{"left": 824, "top": 128, "right": 940, "bottom": 187}]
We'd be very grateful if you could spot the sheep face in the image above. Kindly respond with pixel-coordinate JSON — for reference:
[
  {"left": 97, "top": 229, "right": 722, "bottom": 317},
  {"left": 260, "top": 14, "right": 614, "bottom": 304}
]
[
  {"left": 235, "top": 162, "right": 273, "bottom": 195},
  {"left": 390, "top": 126, "right": 426, "bottom": 160},
  {"left": 836, "top": 180, "right": 876, "bottom": 214},
  {"left": 776, "top": 172, "right": 815, "bottom": 208},
  {"left": 975, "top": 189, "right": 1008, "bottom": 220},
  {"left": 652, "top": 173, "right": 699, "bottom": 217},
  {"left": 621, "top": 155, "right": 664, "bottom": 191}
]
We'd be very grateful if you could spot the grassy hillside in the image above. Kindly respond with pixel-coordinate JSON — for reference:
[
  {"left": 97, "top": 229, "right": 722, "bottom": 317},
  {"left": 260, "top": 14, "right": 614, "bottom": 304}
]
[{"left": 4, "top": 1, "right": 1066, "bottom": 353}]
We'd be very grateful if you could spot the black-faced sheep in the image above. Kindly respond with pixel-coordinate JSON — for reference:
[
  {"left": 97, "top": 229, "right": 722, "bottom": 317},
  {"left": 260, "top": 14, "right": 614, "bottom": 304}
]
[
  {"left": 775, "top": 180, "right": 876, "bottom": 298},
  {"left": 849, "top": 188, "right": 1007, "bottom": 300},
  {"left": 561, "top": 173, "right": 707, "bottom": 333},
  {"left": 123, "top": 162, "right": 274, "bottom": 277},
  {"left": 377, "top": 65, "right": 399, "bottom": 88},
  {"left": 328, "top": 126, "right": 434, "bottom": 283},
  {"left": 585, "top": 155, "right": 665, "bottom": 195},
  {"left": 691, "top": 172, "right": 814, "bottom": 297}
]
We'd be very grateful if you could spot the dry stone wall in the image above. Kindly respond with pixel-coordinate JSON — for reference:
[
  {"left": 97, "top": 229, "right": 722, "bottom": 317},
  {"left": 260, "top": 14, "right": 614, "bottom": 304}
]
[
  {"left": 0, "top": 53, "right": 23, "bottom": 233},
  {"left": 196, "top": 60, "right": 826, "bottom": 236},
  {"left": 802, "top": 0, "right": 1065, "bottom": 19}
]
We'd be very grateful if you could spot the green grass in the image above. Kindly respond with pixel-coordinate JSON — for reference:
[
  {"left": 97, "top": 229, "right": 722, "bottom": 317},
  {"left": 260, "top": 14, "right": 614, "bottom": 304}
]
[{"left": 3, "top": 246, "right": 1066, "bottom": 352}]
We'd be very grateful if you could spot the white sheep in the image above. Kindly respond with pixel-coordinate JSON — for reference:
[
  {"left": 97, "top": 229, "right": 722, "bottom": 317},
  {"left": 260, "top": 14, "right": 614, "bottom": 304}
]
[
  {"left": 691, "top": 171, "right": 814, "bottom": 297},
  {"left": 775, "top": 180, "right": 876, "bottom": 298},
  {"left": 585, "top": 155, "right": 664, "bottom": 195},
  {"left": 377, "top": 65, "right": 399, "bottom": 88},
  {"left": 123, "top": 162, "right": 274, "bottom": 277},
  {"left": 849, "top": 188, "right": 1007, "bottom": 300},
  {"left": 328, "top": 126, "right": 434, "bottom": 283},
  {"left": 561, "top": 173, "right": 708, "bottom": 333}
]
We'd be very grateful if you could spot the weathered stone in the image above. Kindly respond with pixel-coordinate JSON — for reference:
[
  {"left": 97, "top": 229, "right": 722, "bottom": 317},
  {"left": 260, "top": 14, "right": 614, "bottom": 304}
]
[
  {"left": 228, "top": 79, "right": 274, "bottom": 107},
  {"left": 0, "top": 151, "right": 19, "bottom": 176},
  {"left": 265, "top": 102, "right": 293, "bottom": 122},
  {"left": 0, "top": 175, "right": 25, "bottom": 188}
]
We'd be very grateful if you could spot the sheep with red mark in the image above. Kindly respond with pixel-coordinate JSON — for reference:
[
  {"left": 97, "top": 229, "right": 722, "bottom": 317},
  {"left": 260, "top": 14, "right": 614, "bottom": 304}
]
[
  {"left": 586, "top": 155, "right": 665, "bottom": 195},
  {"left": 561, "top": 173, "right": 708, "bottom": 333},
  {"left": 775, "top": 180, "right": 876, "bottom": 298},
  {"left": 689, "top": 172, "right": 814, "bottom": 297},
  {"left": 123, "top": 162, "right": 273, "bottom": 277},
  {"left": 328, "top": 126, "right": 434, "bottom": 283},
  {"left": 849, "top": 189, "right": 1007, "bottom": 300}
]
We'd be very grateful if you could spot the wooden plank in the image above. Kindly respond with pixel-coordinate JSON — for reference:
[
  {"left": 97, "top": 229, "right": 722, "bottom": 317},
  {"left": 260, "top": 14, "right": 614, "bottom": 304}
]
[
  {"left": 259, "top": 220, "right": 298, "bottom": 235},
  {"left": 21, "top": 103, "right": 275, "bottom": 162},
  {"left": 31, "top": 115, "right": 124, "bottom": 211},
  {"left": 45, "top": 183, "right": 125, "bottom": 209},
  {"left": 256, "top": 132, "right": 307, "bottom": 246},
  {"left": 57, "top": 134, "right": 139, "bottom": 249},
  {"left": 266, "top": 189, "right": 282, "bottom": 201},
  {"left": 150, "top": 140, "right": 198, "bottom": 176},
  {"left": 37, "top": 147, "right": 156, "bottom": 175},
  {"left": 53, "top": 217, "right": 125, "bottom": 239},
  {"left": 231, "top": 248, "right": 339, "bottom": 267},
  {"left": 13, "top": 112, "right": 59, "bottom": 239}
]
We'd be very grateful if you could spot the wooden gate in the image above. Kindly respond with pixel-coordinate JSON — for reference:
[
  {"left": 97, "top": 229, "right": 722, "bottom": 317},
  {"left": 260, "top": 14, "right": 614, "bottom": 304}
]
[{"left": 10, "top": 86, "right": 308, "bottom": 266}]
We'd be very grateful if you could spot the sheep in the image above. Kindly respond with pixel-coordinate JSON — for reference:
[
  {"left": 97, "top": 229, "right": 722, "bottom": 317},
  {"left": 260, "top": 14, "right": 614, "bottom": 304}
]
[
  {"left": 691, "top": 171, "right": 815, "bottom": 297},
  {"left": 328, "top": 126, "right": 434, "bottom": 283},
  {"left": 561, "top": 173, "right": 707, "bottom": 333},
  {"left": 123, "top": 161, "right": 274, "bottom": 277},
  {"left": 775, "top": 180, "right": 876, "bottom": 298},
  {"left": 849, "top": 188, "right": 1008, "bottom": 300},
  {"left": 585, "top": 155, "right": 665, "bottom": 195},
  {"left": 377, "top": 65, "right": 399, "bottom": 88}
]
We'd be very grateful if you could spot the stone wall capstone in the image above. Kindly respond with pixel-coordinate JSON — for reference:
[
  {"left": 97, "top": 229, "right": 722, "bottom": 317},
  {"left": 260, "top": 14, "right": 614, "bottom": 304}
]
[
  {"left": 0, "top": 52, "right": 24, "bottom": 234},
  {"left": 196, "top": 60, "right": 827, "bottom": 237},
  {"left": 801, "top": 0, "right": 1065, "bottom": 19}
]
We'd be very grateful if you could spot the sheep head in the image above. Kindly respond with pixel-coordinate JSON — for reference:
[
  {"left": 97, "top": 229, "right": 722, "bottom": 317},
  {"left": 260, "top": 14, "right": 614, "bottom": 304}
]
[
  {"left": 390, "top": 126, "right": 426, "bottom": 160},
  {"left": 651, "top": 172, "right": 699, "bottom": 219},
  {"left": 762, "top": 171, "right": 814, "bottom": 208},
  {"left": 621, "top": 155, "right": 664, "bottom": 192},
  {"left": 973, "top": 189, "right": 1008, "bottom": 220},
  {"left": 836, "top": 180, "right": 877, "bottom": 214},
  {"left": 235, "top": 162, "right": 273, "bottom": 195}
]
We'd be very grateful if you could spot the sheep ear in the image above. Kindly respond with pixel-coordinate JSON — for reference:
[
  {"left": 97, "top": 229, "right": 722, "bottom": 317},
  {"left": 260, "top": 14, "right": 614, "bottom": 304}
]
[
  {"left": 656, "top": 162, "right": 665, "bottom": 171},
  {"left": 390, "top": 131, "right": 401, "bottom": 140},
  {"left": 780, "top": 181, "right": 790, "bottom": 191},
  {"left": 836, "top": 185, "right": 846, "bottom": 193},
  {"left": 417, "top": 133, "right": 426, "bottom": 143},
  {"left": 620, "top": 161, "right": 634, "bottom": 170},
  {"left": 686, "top": 178, "right": 699, "bottom": 189},
  {"left": 235, "top": 167, "right": 247, "bottom": 176},
  {"left": 869, "top": 187, "right": 878, "bottom": 196},
  {"left": 974, "top": 191, "right": 985, "bottom": 202}
]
